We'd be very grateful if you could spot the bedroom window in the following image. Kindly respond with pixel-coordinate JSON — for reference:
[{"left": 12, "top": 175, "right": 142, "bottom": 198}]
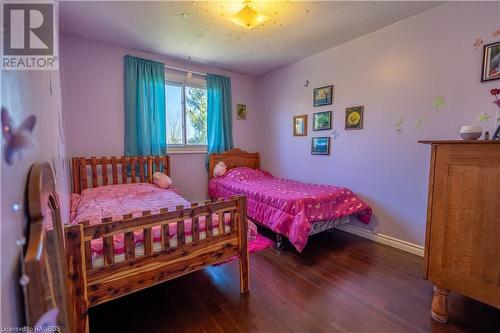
[{"left": 165, "top": 78, "right": 207, "bottom": 153}]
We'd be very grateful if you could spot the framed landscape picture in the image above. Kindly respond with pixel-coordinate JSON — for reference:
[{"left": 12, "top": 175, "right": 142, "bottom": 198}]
[
  {"left": 345, "top": 106, "right": 364, "bottom": 130},
  {"left": 293, "top": 114, "right": 308, "bottom": 136},
  {"left": 313, "top": 111, "right": 332, "bottom": 131},
  {"left": 311, "top": 137, "right": 331, "bottom": 155},
  {"left": 482, "top": 41, "right": 500, "bottom": 82},
  {"left": 313, "top": 85, "right": 333, "bottom": 106}
]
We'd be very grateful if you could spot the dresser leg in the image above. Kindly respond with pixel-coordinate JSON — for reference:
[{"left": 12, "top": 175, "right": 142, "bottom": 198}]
[{"left": 431, "top": 285, "right": 450, "bottom": 323}]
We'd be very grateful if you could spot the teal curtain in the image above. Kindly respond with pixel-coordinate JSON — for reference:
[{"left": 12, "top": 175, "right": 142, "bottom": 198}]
[
  {"left": 206, "top": 74, "right": 233, "bottom": 169},
  {"left": 124, "top": 55, "right": 166, "bottom": 157}
]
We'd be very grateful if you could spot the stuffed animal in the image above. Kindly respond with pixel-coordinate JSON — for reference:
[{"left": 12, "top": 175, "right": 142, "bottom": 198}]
[
  {"left": 153, "top": 172, "right": 172, "bottom": 189},
  {"left": 213, "top": 161, "right": 227, "bottom": 177}
]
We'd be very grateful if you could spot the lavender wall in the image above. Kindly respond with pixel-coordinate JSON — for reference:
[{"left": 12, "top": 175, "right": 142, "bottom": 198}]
[
  {"left": 255, "top": 2, "right": 500, "bottom": 246},
  {"left": 61, "top": 35, "right": 259, "bottom": 201},
  {"left": 1, "top": 70, "right": 70, "bottom": 326}
]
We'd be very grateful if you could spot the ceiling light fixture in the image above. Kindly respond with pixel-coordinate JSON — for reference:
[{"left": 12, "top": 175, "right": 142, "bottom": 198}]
[{"left": 228, "top": 1, "right": 269, "bottom": 30}]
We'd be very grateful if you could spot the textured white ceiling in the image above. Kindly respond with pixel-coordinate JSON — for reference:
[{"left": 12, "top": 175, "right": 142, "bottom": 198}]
[{"left": 60, "top": 1, "right": 443, "bottom": 76}]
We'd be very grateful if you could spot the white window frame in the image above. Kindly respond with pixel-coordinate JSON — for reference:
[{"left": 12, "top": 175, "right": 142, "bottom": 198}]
[{"left": 166, "top": 78, "right": 207, "bottom": 154}]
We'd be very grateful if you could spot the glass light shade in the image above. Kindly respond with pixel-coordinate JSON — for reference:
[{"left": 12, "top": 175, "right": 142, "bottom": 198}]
[{"left": 228, "top": 4, "right": 269, "bottom": 29}]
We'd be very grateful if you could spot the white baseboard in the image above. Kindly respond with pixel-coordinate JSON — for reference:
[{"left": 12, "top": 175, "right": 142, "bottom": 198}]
[{"left": 335, "top": 224, "right": 424, "bottom": 257}]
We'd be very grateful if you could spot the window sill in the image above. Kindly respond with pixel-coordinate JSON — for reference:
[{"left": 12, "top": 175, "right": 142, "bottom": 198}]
[{"left": 167, "top": 147, "right": 207, "bottom": 154}]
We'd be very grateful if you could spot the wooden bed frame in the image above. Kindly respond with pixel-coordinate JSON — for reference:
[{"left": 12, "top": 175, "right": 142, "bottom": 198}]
[
  {"left": 71, "top": 155, "right": 171, "bottom": 193},
  {"left": 23, "top": 163, "right": 72, "bottom": 331},
  {"left": 24, "top": 158, "right": 249, "bottom": 332},
  {"left": 208, "top": 148, "right": 260, "bottom": 180}
]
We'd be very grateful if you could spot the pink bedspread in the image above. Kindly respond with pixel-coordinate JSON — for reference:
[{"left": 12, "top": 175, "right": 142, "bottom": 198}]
[
  {"left": 71, "top": 183, "right": 230, "bottom": 256},
  {"left": 208, "top": 167, "right": 372, "bottom": 252}
]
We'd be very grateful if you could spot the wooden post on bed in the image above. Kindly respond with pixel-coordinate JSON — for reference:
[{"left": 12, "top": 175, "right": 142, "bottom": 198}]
[
  {"left": 236, "top": 195, "right": 250, "bottom": 294},
  {"left": 65, "top": 224, "right": 89, "bottom": 333}
]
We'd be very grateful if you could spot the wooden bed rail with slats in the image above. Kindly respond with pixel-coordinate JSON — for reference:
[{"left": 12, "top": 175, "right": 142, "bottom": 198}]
[
  {"left": 71, "top": 155, "right": 170, "bottom": 193},
  {"left": 65, "top": 195, "right": 249, "bottom": 331}
]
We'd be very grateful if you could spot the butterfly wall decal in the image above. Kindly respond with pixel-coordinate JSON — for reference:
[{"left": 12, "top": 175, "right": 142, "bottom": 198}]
[{"left": 1, "top": 107, "right": 37, "bottom": 165}]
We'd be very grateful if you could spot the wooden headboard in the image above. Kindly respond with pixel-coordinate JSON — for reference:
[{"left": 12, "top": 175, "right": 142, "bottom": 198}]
[
  {"left": 71, "top": 155, "right": 170, "bottom": 194},
  {"left": 208, "top": 148, "right": 260, "bottom": 179},
  {"left": 23, "top": 163, "right": 71, "bottom": 330}
]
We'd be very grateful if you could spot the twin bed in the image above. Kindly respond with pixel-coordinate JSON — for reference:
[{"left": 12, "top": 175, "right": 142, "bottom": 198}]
[
  {"left": 24, "top": 157, "right": 249, "bottom": 332},
  {"left": 208, "top": 149, "right": 372, "bottom": 252},
  {"left": 23, "top": 150, "right": 371, "bottom": 332}
]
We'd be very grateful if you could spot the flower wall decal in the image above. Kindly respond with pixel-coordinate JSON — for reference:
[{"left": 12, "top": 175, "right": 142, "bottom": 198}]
[
  {"left": 473, "top": 38, "right": 484, "bottom": 50},
  {"left": 433, "top": 95, "right": 446, "bottom": 113},
  {"left": 416, "top": 115, "right": 431, "bottom": 127},
  {"left": 395, "top": 116, "right": 404, "bottom": 134},
  {"left": 331, "top": 129, "right": 340, "bottom": 139},
  {"left": 477, "top": 112, "right": 491, "bottom": 122}
]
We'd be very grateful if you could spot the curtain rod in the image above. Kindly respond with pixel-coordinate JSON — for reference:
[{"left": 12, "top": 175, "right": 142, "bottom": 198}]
[{"left": 164, "top": 65, "right": 207, "bottom": 77}]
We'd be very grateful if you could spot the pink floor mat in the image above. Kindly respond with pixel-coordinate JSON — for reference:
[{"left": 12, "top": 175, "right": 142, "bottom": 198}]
[{"left": 216, "top": 233, "right": 274, "bottom": 266}]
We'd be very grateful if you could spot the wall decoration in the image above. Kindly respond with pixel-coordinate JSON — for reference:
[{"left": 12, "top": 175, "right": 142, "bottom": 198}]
[
  {"left": 345, "top": 106, "right": 364, "bottom": 130},
  {"left": 236, "top": 104, "right": 247, "bottom": 120},
  {"left": 293, "top": 114, "right": 308, "bottom": 136},
  {"left": 491, "top": 88, "right": 500, "bottom": 108},
  {"left": 493, "top": 29, "right": 500, "bottom": 38},
  {"left": 311, "top": 137, "right": 331, "bottom": 155},
  {"left": 1, "top": 108, "right": 37, "bottom": 165},
  {"left": 395, "top": 117, "right": 404, "bottom": 134},
  {"left": 416, "top": 115, "right": 431, "bottom": 127},
  {"left": 474, "top": 38, "right": 484, "bottom": 50},
  {"left": 313, "top": 111, "right": 332, "bottom": 131},
  {"left": 477, "top": 112, "right": 491, "bottom": 122},
  {"left": 481, "top": 41, "right": 500, "bottom": 82},
  {"left": 304, "top": 80, "right": 310, "bottom": 87},
  {"left": 313, "top": 85, "right": 333, "bottom": 107},
  {"left": 331, "top": 129, "right": 340, "bottom": 139},
  {"left": 433, "top": 95, "right": 446, "bottom": 113}
]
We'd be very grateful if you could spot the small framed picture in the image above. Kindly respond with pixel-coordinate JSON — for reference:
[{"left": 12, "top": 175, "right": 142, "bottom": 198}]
[
  {"left": 313, "top": 111, "right": 332, "bottom": 131},
  {"left": 311, "top": 137, "right": 331, "bottom": 155},
  {"left": 345, "top": 106, "right": 364, "bottom": 130},
  {"left": 293, "top": 114, "right": 308, "bottom": 136},
  {"left": 482, "top": 41, "right": 500, "bottom": 82},
  {"left": 236, "top": 104, "right": 247, "bottom": 119},
  {"left": 313, "top": 85, "right": 334, "bottom": 107}
]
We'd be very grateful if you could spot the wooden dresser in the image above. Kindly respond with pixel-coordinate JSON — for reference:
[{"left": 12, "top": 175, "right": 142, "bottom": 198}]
[{"left": 419, "top": 140, "right": 500, "bottom": 323}]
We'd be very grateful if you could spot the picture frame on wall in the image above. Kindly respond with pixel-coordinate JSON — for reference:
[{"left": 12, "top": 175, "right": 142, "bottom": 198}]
[
  {"left": 345, "top": 106, "right": 364, "bottom": 130},
  {"left": 236, "top": 104, "right": 247, "bottom": 119},
  {"left": 313, "top": 85, "right": 334, "bottom": 106},
  {"left": 311, "top": 137, "right": 331, "bottom": 155},
  {"left": 313, "top": 111, "right": 332, "bottom": 131},
  {"left": 293, "top": 114, "right": 308, "bottom": 136},
  {"left": 481, "top": 41, "right": 500, "bottom": 82}
]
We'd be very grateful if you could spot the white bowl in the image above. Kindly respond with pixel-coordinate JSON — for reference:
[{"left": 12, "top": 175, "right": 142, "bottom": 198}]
[{"left": 460, "top": 125, "right": 482, "bottom": 140}]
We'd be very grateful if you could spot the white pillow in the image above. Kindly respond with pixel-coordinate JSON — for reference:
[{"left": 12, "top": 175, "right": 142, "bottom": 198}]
[
  {"left": 153, "top": 172, "right": 173, "bottom": 189},
  {"left": 213, "top": 162, "right": 227, "bottom": 177}
]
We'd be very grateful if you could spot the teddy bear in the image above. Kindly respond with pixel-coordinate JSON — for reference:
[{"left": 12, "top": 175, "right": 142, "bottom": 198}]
[
  {"left": 213, "top": 161, "right": 227, "bottom": 177},
  {"left": 153, "top": 172, "right": 172, "bottom": 189}
]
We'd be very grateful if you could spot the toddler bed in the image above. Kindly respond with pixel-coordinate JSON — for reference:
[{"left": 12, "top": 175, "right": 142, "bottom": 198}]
[
  {"left": 65, "top": 156, "right": 249, "bottom": 332},
  {"left": 208, "top": 149, "right": 372, "bottom": 252}
]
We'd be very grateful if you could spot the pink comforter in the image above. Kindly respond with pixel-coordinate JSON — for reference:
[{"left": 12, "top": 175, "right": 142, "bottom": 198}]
[
  {"left": 208, "top": 167, "right": 372, "bottom": 252},
  {"left": 71, "top": 183, "right": 230, "bottom": 256}
]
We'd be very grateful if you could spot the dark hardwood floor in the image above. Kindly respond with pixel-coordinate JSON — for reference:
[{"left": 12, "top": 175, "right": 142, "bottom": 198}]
[{"left": 90, "top": 230, "right": 500, "bottom": 333}]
